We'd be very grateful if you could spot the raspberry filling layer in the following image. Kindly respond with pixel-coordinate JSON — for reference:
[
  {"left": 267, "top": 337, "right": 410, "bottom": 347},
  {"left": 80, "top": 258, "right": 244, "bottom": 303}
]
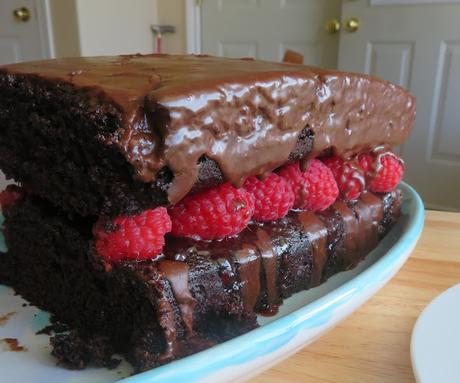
[
  {"left": 0, "top": 150, "right": 403, "bottom": 263},
  {"left": 83, "top": 148, "right": 404, "bottom": 263}
]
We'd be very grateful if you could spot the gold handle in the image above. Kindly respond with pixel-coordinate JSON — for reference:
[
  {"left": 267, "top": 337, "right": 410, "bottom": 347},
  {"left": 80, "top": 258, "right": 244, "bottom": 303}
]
[
  {"left": 13, "top": 7, "right": 30, "bottom": 22},
  {"left": 325, "top": 19, "right": 341, "bottom": 34},
  {"left": 344, "top": 17, "right": 360, "bottom": 33}
]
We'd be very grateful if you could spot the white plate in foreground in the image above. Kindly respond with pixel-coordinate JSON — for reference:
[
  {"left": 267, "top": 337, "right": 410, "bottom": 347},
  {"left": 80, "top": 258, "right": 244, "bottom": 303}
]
[
  {"left": 0, "top": 182, "right": 424, "bottom": 383},
  {"left": 411, "top": 284, "right": 460, "bottom": 383}
]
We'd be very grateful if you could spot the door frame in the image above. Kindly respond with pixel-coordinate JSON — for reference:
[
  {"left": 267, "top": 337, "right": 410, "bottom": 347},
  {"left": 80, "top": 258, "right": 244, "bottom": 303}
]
[
  {"left": 36, "top": 0, "right": 55, "bottom": 58},
  {"left": 185, "top": 0, "right": 201, "bottom": 54}
]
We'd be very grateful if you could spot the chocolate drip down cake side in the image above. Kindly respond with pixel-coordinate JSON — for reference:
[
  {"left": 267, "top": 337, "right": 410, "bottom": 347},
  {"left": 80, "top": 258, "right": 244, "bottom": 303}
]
[{"left": 0, "top": 54, "right": 415, "bottom": 371}]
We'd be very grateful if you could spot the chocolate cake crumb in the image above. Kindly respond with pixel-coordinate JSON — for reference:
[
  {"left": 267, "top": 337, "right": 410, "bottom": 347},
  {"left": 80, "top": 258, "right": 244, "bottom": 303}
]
[
  {"left": 51, "top": 330, "right": 120, "bottom": 370},
  {"left": 0, "top": 311, "right": 14, "bottom": 326},
  {"left": 1, "top": 338, "right": 27, "bottom": 352}
]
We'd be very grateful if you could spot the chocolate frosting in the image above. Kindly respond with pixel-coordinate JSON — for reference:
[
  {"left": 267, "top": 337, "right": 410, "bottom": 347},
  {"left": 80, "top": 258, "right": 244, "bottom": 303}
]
[
  {"left": 332, "top": 201, "right": 361, "bottom": 259},
  {"left": 158, "top": 260, "right": 196, "bottom": 338},
  {"left": 255, "top": 228, "right": 279, "bottom": 310},
  {"left": 0, "top": 54, "right": 415, "bottom": 203},
  {"left": 333, "top": 192, "right": 384, "bottom": 266},
  {"left": 233, "top": 245, "right": 261, "bottom": 311},
  {"left": 297, "top": 211, "right": 329, "bottom": 287}
]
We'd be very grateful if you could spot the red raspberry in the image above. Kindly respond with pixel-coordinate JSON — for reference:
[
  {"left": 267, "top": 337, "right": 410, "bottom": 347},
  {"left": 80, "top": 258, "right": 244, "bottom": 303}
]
[
  {"left": 93, "top": 207, "right": 171, "bottom": 262},
  {"left": 0, "top": 185, "right": 22, "bottom": 210},
  {"left": 243, "top": 173, "right": 294, "bottom": 221},
  {"left": 169, "top": 183, "right": 254, "bottom": 240},
  {"left": 279, "top": 159, "right": 339, "bottom": 211},
  {"left": 322, "top": 156, "right": 365, "bottom": 201},
  {"left": 358, "top": 152, "right": 404, "bottom": 193}
]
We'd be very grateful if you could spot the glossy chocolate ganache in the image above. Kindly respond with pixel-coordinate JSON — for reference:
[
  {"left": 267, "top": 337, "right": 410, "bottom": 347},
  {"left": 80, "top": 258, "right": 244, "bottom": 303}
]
[{"left": 1, "top": 54, "right": 415, "bottom": 204}]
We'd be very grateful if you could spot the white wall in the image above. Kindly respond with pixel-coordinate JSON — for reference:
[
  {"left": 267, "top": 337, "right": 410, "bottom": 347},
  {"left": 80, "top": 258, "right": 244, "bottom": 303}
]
[
  {"left": 74, "top": 0, "right": 157, "bottom": 56},
  {"left": 157, "top": 0, "right": 187, "bottom": 54},
  {"left": 49, "top": 0, "right": 81, "bottom": 58}
]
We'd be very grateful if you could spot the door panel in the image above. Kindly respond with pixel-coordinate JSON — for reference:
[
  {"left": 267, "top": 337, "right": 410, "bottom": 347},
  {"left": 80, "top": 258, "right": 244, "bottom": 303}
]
[
  {"left": 219, "top": 0, "right": 260, "bottom": 9},
  {"left": 0, "top": 0, "right": 49, "bottom": 64},
  {"left": 218, "top": 41, "right": 258, "bottom": 57},
  {"left": 202, "top": 0, "right": 341, "bottom": 68},
  {"left": 429, "top": 41, "right": 460, "bottom": 160},
  {"left": 338, "top": 1, "right": 460, "bottom": 210},
  {"left": 364, "top": 42, "right": 413, "bottom": 88},
  {"left": 0, "top": 38, "right": 22, "bottom": 64}
]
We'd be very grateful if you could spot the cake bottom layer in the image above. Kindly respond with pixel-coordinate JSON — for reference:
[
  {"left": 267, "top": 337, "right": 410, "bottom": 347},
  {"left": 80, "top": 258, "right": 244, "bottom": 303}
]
[{"left": 0, "top": 190, "right": 401, "bottom": 371}]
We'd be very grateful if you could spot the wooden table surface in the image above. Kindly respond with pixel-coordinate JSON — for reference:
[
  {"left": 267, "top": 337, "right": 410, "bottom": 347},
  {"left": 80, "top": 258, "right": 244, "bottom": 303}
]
[{"left": 250, "top": 210, "right": 460, "bottom": 383}]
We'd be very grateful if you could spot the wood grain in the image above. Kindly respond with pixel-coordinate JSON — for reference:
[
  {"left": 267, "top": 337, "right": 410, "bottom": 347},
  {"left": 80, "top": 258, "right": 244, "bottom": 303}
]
[{"left": 250, "top": 210, "right": 460, "bottom": 383}]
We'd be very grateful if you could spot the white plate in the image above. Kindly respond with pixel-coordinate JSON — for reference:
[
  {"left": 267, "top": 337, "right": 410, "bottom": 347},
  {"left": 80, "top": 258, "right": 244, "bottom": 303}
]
[
  {"left": 411, "top": 284, "right": 460, "bottom": 383},
  {"left": 0, "top": 182, "right": 424, "bottom": 383}
]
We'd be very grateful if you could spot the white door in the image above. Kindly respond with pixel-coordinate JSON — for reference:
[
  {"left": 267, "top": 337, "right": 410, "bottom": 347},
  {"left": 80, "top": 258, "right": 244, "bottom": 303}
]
[
  {"left": 201, "top": 0, "right": 341, "bottom": 68},
  {"left": 0, "top": 0, "right": 52, "bottom": 190},
  {"left": 0, "top": 0, "right": 52, "bottom": 65},
  {"left": 338, "top": 0, "right": 460, "bottom": 211}
]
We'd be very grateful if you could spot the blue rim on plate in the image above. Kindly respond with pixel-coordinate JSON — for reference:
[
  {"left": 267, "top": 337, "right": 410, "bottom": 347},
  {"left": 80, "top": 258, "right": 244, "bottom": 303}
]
[{"left": 116, "top": 182, "right": 424, "bottom": 383}]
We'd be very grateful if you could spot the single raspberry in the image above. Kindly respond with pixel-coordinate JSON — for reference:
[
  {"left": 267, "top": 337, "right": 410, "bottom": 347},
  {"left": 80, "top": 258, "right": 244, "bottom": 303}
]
[
  {"left": 0, "top": 185, "right": 22, "bottom": 210},
  {"left": 243, "top": 173, "right": 294, "bottom": 221},
  {"left": 93, "top": 207, "right": 172, "bottom": 262},
  {"left": 322, "top": 156, "right": 365, "bottom": 201},
  {"left": 358, "top": 152, "right": 404, "bottom": 193},
  {"left": 279, "top": 159, "right": 339, "bottom": 211},
  {"left": 169, "top": 182, "right": 254, "bottom": 240}
]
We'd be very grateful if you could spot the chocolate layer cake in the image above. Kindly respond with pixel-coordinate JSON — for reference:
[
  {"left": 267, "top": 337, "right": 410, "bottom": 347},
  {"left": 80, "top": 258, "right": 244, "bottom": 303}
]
[{"left": 0, "top": 54, "right": 414, "bottom": 372}]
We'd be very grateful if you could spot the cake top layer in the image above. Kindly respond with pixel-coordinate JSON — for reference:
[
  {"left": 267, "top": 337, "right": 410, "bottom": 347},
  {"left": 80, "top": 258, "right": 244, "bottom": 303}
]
[{"left": 0, "top": 54, "right": 415, "bottom": 203}]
